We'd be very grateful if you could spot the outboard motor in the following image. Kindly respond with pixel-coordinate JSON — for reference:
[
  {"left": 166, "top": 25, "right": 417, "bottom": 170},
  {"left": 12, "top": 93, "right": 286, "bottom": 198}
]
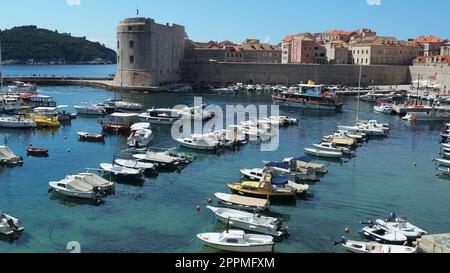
[{"left": 388, "top": 212, "right": 396, "bottom": 222}]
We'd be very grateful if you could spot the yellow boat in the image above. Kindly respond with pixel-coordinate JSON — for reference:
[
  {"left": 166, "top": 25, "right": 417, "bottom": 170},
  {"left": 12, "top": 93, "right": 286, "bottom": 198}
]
[
  {"left": 227, "top": 175, "right": 306, "bottom": 201},
  {"left": 31, "top": 115, "right": 60, "bottom": 128}
]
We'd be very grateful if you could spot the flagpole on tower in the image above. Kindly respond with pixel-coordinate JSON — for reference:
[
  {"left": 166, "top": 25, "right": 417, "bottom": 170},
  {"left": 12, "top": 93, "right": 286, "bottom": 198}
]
[{"left": 136, "top": 5, "right": 139, "bottom": 16}]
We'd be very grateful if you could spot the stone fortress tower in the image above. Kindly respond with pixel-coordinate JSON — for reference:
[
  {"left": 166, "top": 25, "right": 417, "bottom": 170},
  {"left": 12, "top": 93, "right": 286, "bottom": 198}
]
[{"left": 113, "top": 17, "right": 185, "bottom": 88}]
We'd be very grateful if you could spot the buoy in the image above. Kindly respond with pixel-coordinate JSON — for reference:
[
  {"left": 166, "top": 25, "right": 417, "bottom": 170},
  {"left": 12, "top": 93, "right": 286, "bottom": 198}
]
[
  {"left": 206, "top": 197, "right": 213, "bottom": 204},
  {"left": 432, "top": 157, "right": 436, "bottom": 162},
  {"left": 413, "top": 161, "right": 417, "bottom": 166},
  {"left": 344, "top": 227, "right": 350, "bottom": 233},
  {"left": 64, "top": 136, "right": 67, "bottom": 140},
  {"left": 196, "top": 205, "right": 201, "bottom": 212},
  {"left": 67, "top": 148, "right": 71, "bottom": 153}
]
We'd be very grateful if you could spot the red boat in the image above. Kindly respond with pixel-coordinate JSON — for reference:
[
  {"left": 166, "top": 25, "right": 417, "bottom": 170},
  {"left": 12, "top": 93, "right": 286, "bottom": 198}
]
[
  {"left": 27, "top": 148, "right": 49, "bottom": 157},
  {"left": 99, "top": 113, "right": 137, "bottom": 134}
]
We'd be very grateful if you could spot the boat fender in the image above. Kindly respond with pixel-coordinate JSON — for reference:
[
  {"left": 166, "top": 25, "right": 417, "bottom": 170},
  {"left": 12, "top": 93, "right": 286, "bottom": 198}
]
[
  {"left": 93, "top": 198, "right": 104, "bottom": 206},
  {"left": 344, "top": 227, "right": 350, "bottom": 233},
  {"left": 206, "top": 197, "right": 213, "bottom": 204},
  {"left": 196, "top": 205, "right": 201, "bottom": 212},
  {"left": 48, "top": 187, "right": 54, "bottom": 193}
]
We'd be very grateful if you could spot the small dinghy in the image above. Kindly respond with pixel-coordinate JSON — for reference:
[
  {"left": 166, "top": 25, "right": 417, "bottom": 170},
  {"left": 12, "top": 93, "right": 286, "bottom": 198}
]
[
  {"left": 100, "top": 163, "right": 143, "bottom": 181},
  {"left": 375, "top": 213, "right": 427, "bottom": 240},
  {"left": 65, "top": 172, "right": 115, "bottom": 194},
  {"left": 114, "top": 158, "right": 157, "bottom": 176},
  {"left": 359, "top": 221, "right": 408, "bottom": 245},
  {"left": 207, "top": 206, "right": 287, "bottom": 238},
  {"left": 304, "top": 147, "right": 342, "bottom": 159},
  {"left": 0, "top": 211, "right": 24, "bottom": 239},
  {"left": 78, "top": 132, "right": 105, "bottom": 143},
  {"left": 127, "top": 123, "right": 152, "bottom": 148},
  {"left": 336, "top": 237, "right": 417, "bottom": 253},
  {"left": 27, "top": 147, "right": 49, "bottom": 157},
  {"left": 196, "top": 229, "right": 275, "bottom": 253},
  {"left": 214, "top": 192, "right": 269, "bottom": 212},
  {"left": 313, "top": 142, "right": 354, "bottom": 156}
]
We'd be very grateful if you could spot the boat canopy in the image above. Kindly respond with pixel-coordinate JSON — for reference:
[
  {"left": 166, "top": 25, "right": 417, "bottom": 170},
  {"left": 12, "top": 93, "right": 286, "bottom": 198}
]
[
  {"left": 270, "top": 174, "right": 290, "bottom": 186},
  {"left": 130, "top": 122, "right": 151, "bottom": 131},
  {"left": 292, "top": 156, "right": 312, "bottom": 163},
  {"left": 265, "top": 162, "right": 291, "bottom": 170},
  {"left": 0, "top": 146, "right": 19, "bottom": 161},
  {"left": 216, "top": 193, "right": 269, "bottom": 208}
]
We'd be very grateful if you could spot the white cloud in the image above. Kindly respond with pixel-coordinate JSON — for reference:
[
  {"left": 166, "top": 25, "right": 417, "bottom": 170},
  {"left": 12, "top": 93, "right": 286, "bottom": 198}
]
[
  {"left": 367, "top": 0, "right": 381, "bottom": 6},
  {"left": 263, "top": 36, "right": 271, "bottom": 43},
  {"left": 67, "top": 0, "right": 81, "bottom": 6}
]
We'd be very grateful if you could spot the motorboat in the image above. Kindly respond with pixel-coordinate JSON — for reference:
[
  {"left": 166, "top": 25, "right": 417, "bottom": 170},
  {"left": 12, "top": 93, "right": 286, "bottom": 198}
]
[
  {"left": 214, "top": 193, "right": 269, "bottom": 212},
  {"left": 0, "top": 211, "right": 24, "bottom": 239},
  {"left": 337, "top": 238, "right": 416, "bottom": 254},
  {"left": 100, "top": 113, "right": 139, "bottom": 133},
  {"left": 138, "top": 108, "right": 182, "bottom": 125},
  {"left": 0, "top": 146, "right": 23, "bottom": 165},
  {"left": 304, "top": 147, "right": 343, "bottom": 159},
  {"left": 243, "top": 165, "right": 319, "bottom": 184},
  {"left": 78, "top": 132, "right": 105, "bottom": 143},
  {"left": 176, "top": 134, "right": 220, "bottom": 151},
  {"left": 74, "top": 103, "right": 106, "bottom": 116},
  {"left": 27, "top": 147, "right": 49, "bottom": 157},
  {"left": 197, "top": 230, "right": 274, "bottom": 253},
  {"left": 266, "top": 116, "right": 299, "bottom": 126},
  {"left": 18, "top": 94, "right": 56, "bottom": 108},
  {"left": 207, "top": 206, "right": 287, "bottom": 238},
  {"left": 99, "top": 163, "right": 143, "bottom": 181},
  {"left": 8, "top": 81, "right": 38, "bottom": 94},
  {"left": 0, "top": 116, "right": 36, "bottom": 128},
  {"left": 127, "top": 123, "right": 152, "bottom": 148},
  {"left": 113, "top": 158, "right": 157, "bottom": 176},
  {"left": 240, "top": 168, "right": 265, "bottom": 181},
  {"left": 31, "top": 115, "right": 60, "bottom": 128},
  {"left": 103, "top": 100, "right": 144, "bottom": 113},
  {"left": 180, "top": 104, "right": 216, "bottom": 121},
  {"left": 133, "top": 150, "right": 187, "bottom": 172},
  {"left": 338, "top": 124, "right": 387, "bottom": 137},
  {"left": 66, "top": 172, "right": 115, "bottom": 193},
  {"left": 359, "top": 221, "right": 408, "bottom": 245},
  {"left": 374, "top": 103, "right": 394, "bottom": 114},
  {"left": 375, "top": 213, "right": 427, "bottom": 241},
  {"left": 275, "top": 156, "right": 328, "bottom": 175},
  {"left": 335, "top": 130, "right": 367, "bottom": 142},
  {"left": 48, "top": 175, "right": 105, "bottom": 205},
  {"left": 0, "top": 96, "right": 24, "bottom": 114},
  {"left": 32, "top": 106, "right": 75, "bottom": 122},
  {"left": 228, "top": 175, "right": 308, "bottom": 201},
  {"left": 402, "top": 109, "right": 450, "bottom": 122},
  {"left": 312, "top": 142, "right": 354, "bottom": 156}
]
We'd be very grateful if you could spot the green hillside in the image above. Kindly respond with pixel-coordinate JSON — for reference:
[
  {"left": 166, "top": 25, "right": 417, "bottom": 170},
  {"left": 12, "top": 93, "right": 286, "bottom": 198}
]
[{"left": 0, "top": 25, "right": 116, "bottom": 64}]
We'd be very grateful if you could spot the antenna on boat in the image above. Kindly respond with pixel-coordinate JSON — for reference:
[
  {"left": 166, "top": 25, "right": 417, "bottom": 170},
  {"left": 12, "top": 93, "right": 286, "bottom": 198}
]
[{"left": 226, "top": 217, "right": 230, "bottom": 233}]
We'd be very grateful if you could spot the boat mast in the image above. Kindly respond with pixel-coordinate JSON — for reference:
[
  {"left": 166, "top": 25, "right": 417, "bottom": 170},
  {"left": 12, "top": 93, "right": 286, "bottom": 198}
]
[
  {"left": 356, "top": 63, "right": 362, "bottom": 123},
  {"left": 119, "top": 48, "right": 123, "bottom": 101},
  {"left": 0, "top": 40, "right": 3, "bottom": 95}
]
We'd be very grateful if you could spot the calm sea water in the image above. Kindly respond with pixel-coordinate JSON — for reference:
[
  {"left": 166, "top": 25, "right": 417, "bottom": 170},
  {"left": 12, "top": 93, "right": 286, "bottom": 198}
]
[{"left": 1, "top": 65, "right": 450, "bottom": 253}]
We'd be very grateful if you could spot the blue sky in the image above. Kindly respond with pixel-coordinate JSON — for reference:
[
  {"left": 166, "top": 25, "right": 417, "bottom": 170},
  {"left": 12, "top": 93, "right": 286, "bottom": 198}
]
[{"left": 0, "top": 0, "right": 449, "bottom": 50}]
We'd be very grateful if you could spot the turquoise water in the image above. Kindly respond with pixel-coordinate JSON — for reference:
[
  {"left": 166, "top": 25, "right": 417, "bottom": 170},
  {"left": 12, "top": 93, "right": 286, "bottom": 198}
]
[{"left": 1, "top": 66, "right": 450, "bottom": 253}]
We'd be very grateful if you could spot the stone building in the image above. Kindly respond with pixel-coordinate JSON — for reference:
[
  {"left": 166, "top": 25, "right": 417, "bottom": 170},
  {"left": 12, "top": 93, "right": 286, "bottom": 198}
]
[
  {"left": 325, "top": 42, "right": 350, "bottom": 64},
  {"left": 409, "top": 36, "right": 445, "bottom": 57},
  {"left": 441, "top": 41, "right": 450, "bottom": 56},
  {"left": 282, "top": 33, "right": 326, "bottom": 64},
  {"left": 318, "top": 30, "right": 355, "bottom": 43},
  {"left": 350, "top": 37, "right": 420, "bottom": 65},
  {"left": 413, "top": 55, "right": 450, "bottom": 67},
  {"left": 113, "top": 17, "right": 186, "bottom": 87}
]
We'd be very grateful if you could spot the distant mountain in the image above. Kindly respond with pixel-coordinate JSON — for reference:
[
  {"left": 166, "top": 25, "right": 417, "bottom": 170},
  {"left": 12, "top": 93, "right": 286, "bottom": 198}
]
[{"left": 0, "top": 25, "right": 117, "bottom": 64}]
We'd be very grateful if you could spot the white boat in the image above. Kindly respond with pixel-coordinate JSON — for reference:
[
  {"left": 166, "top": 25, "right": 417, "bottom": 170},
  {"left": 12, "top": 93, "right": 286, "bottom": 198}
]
[
  {"left": 74, "top": 104, "right": 106, "bottom": 116},
  {"left": 138, "top": 108, "right": 182, "bottom": 125},
  {"left": 313, "top": 142, "right": 354, "bottom": 156},
  {"left": 359, "top": 222, "right": 408, "bottom": 245},
  {"left": 374, "top": 103, "right": 394, "bottom": 114},
  {"left": 0, "top": 211, "right": 24, "bottom": 238},
  {"left": 376, "top": 218, "right": 427, "bottom": 241},
  {"left": 402, "top": 109, "right": 450, "bottom": 122},
  {"left": 8, "top": 81, "right": 38, "bottom": 94},
  {"left": 436, "top": 158, "right": 450, "bottom": 167},
  {"left": 127, "top": 123, "right": 152, "bottom": 148},
  {"left": 338, "top": 124, "right": 387, "bottom": 137},
  {"left": 0, "top": 116, "right": 36, "bottom": 128},
  {"left": 133, "top": 151, "right": 184, "bottom": 171},
  {"left": 241, "top": 167, "right": 318, "bottom": 183},
  {"left": 104, "top": 100, "right": 143, "bottom": 112},
  {"left": 114, "top": 158, "right": 156, "bottom": 174},
  {"left": 65, "top": 172, "right": 115, "bottom": 193},
  {"left": 33, "top": 106, "right": 74, "bottom": 122},
  {"left": 339, "top": 238, "right": 416, "bottom": 253},
  {"left": 176, "top": 134, "right": 220, "bottom": 151},
  {"left": 240, "top": 168, "right": 265, "bottom": 181},
  {"left": 214, "top": 192, "right": 269, "bottom": 212},
  {"left": 180, "top": 104, "right": 216, "bottom": 121},
  {"left": 196, "top": 230, "right": 274, "bottom": 253},
  {"left": 99, "top": 163, "right": 143, "bottom": 180},
  {"left": 207, "top": 206, "right": 287, "bottom": 238},
  {"left": 49, "top": 176, "right": 104, "bottom": 203},
  {"left": 0, "top": 146, "right": 23, "bottom": 165},
  {"left": 304, "top": 147, "right": 342, "bottom": 159}
]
